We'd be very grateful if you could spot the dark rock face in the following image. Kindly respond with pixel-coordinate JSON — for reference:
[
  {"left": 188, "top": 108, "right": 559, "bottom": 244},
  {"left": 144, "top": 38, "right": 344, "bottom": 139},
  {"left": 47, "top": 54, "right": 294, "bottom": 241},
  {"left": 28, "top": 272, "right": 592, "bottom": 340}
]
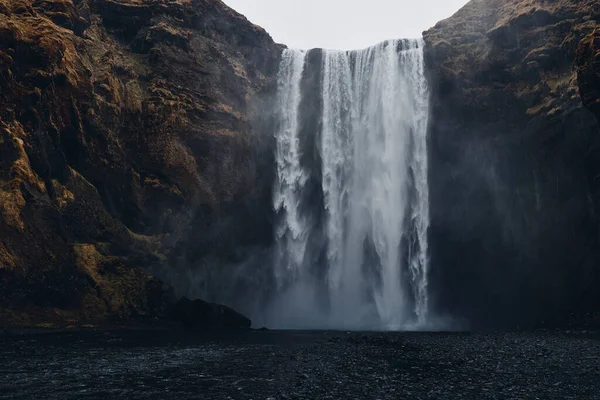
[
  {"left": 170, "top": 297, "right": 251, "bottom": 329},
  {"left": 577, "top": 27, "right": 600, "bottom": 122},
  {"left": 0, "top": 0, "right": 282, "bottom": 326},
  {"left": 424, "top": 0, "right": 600, "bottom": 327}
]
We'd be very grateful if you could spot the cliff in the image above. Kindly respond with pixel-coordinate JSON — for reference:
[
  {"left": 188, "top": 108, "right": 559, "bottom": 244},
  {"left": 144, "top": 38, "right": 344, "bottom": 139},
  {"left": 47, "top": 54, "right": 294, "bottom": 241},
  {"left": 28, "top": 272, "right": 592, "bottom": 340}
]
[
  {"left": 0, "top": 0, "right": 281, "bottom": 327},
  {"left": 424, "top": 0, "right": 600, "bottom": 327},
  {"left": 4, "top": 0, "right": 600, "bottom": 330},
  {"left": 577, "top": 26, "right": 600, "bottom": 123}
]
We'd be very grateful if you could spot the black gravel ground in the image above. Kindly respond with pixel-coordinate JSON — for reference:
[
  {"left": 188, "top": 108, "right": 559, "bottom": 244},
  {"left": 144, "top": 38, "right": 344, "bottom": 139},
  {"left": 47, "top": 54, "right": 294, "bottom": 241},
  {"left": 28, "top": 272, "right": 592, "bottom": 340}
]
[{"left": 0, "top": 329, "right": 599, "bottom": 399}]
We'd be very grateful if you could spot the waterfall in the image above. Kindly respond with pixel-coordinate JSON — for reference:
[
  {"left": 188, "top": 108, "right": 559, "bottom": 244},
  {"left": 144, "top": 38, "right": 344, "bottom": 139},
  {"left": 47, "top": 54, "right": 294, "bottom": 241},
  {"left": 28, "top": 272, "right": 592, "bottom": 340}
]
[
  {"left": 273, "top": 49, "right": 308, "bottom": 286},
  {"left": 271, "top": 39, "right": 430, "bottom": 330}
]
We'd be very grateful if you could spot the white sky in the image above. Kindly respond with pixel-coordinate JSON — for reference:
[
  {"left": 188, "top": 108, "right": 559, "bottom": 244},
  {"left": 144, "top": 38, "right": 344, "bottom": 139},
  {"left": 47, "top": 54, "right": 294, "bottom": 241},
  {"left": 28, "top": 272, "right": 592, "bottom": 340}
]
[{"left": 222, "top": 0, "right": 469, "bottom": 50}]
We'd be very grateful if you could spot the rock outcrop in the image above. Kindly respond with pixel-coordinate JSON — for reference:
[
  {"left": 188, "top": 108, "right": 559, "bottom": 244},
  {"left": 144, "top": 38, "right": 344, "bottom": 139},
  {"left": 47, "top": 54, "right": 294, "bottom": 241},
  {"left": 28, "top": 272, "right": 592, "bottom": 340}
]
[
  {"left": 170, "top": 297, "right": 251, "bottom": 329},
  {"left": 577, "top": 27, "right": 600, "bottom": 122},
  {"left": 424, "top": 0, "right": 600, "bottom": 327},
  {"left": 0, "top": 0, "right": 281, "bottom": 327}
]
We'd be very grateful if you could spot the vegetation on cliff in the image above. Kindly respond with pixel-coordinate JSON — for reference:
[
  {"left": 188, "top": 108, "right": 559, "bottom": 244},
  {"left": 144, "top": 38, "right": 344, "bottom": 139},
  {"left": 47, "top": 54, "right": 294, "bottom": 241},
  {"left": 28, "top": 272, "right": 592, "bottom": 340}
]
[
  {"left": 577, "top": 26, "right": 600, "bottom": 122},
  {"left": 0, "top": 0, "right": 281, "bottom": 327}
]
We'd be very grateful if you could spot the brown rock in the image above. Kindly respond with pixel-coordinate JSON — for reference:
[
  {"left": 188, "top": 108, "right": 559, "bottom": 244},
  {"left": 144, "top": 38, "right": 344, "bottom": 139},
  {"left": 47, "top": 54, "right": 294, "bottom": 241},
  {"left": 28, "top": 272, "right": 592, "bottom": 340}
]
[
  {"left": 0, "top": 0, "right": 282, "bottom": 327},
  {"left": 170, "top": 297, "right": 251, "bottom": 330},
  {"left": 576, "top": 27, "right": 600, "bottom": 121}
]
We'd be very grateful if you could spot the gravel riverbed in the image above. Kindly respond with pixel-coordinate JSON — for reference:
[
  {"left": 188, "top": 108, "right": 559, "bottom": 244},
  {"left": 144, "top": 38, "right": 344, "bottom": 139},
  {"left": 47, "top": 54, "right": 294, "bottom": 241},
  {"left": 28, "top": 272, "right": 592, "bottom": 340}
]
[{"left": 1, "top": 329, "right": 599, "bottom": 399}]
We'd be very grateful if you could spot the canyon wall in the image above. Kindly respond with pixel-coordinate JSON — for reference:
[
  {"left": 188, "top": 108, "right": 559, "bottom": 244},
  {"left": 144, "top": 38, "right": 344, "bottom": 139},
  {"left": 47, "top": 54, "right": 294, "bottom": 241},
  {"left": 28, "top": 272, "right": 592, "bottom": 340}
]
[
  {"left": 3, "top": 0, "right": 600, "bottom": 328},
  {"left": 0, "top": 0, "right": 281, "bottom": 326},
  {"left": 424, "top": 0, "right": 600, "bottom": 327}
]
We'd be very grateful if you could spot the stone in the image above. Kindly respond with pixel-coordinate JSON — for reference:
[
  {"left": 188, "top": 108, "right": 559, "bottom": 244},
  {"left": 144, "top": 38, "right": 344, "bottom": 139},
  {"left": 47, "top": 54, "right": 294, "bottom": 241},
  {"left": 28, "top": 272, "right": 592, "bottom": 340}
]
[
  {"left": 169, "top": 297, "right": 251, "bottom": 330},
  {"left": 0, "top": 0, "right": 281, "bottom": 327}
]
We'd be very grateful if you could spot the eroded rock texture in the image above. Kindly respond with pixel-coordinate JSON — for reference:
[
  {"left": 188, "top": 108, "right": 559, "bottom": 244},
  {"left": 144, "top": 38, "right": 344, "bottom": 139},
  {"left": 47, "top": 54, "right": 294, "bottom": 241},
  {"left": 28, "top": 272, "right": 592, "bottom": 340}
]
[
  {"left": 0, "top": 0, "right": 281, "bottom": 326},
  {"left": 4, "top": 0, "right": 600, "bottom": 330},
  {"left": 577, "top": 27, "right": 600, "bottom": 122},
  {"left": 424, "top": 0, "right": 600, "bottom": 327}
]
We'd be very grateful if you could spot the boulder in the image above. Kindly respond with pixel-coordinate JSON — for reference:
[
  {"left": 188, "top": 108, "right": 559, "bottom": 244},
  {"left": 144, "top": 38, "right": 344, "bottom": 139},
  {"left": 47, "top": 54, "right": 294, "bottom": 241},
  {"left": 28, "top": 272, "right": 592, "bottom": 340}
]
[{"left": 169, "top": 297, "right": 251, "bottom": 330}]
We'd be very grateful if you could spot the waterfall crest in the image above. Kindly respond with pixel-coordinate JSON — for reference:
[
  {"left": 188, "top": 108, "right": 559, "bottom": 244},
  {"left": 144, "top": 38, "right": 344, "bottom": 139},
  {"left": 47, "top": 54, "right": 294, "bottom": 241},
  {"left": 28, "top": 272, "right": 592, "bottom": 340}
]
[{"left": 271, "top": 39, "right": 430, "bottom": 330}]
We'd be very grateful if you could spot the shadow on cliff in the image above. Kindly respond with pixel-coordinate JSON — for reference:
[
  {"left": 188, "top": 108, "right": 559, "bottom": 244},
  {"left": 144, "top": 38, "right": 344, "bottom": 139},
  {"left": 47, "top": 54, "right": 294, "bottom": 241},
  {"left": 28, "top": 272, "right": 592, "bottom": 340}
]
[
  {"left": 147, "top": 86, "right": 281, "bottom": 324},
  {"left": 424, "top": 0, "right": 600, "bottom": 328}
]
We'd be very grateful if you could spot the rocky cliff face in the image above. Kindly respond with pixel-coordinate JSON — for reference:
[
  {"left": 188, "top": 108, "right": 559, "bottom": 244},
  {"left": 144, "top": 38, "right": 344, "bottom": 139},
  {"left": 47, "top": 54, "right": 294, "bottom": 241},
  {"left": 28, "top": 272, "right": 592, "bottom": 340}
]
[
  {"left": 0, "top": 0, "right": 282, "bottom": 326},
  {"left": 424, "top": 0, "right": 600, "bottom": 327},
  {"left": 4, "top": 0, "right": 600, "bottom": 330},
  {"left": 577, "top": 26, "right": 600, "bottom": 122}
]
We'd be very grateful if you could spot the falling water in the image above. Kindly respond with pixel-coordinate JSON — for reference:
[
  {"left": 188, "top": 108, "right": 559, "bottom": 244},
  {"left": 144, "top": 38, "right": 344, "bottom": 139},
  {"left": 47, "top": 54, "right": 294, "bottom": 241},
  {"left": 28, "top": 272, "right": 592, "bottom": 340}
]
[
  {"left": 271, "top": 39, "right": 430, "bottom": 330},
  {"left": 273, "top": 49, "right": 308, "bottom": 286}
]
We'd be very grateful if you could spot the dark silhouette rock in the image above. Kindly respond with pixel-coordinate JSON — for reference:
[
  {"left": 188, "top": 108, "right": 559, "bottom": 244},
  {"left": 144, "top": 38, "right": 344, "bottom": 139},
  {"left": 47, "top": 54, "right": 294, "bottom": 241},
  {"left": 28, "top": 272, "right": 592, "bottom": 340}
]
[{"left": 170, "top": 297, "right": 251, "bottom": 330}]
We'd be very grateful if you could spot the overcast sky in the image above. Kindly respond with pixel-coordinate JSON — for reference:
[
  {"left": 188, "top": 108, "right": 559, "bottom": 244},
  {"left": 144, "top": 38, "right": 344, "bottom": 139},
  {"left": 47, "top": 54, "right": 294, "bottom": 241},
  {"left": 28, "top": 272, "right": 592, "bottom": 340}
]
[{"left": 222, "top": 0, "right": 469, "bottom": 50}]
